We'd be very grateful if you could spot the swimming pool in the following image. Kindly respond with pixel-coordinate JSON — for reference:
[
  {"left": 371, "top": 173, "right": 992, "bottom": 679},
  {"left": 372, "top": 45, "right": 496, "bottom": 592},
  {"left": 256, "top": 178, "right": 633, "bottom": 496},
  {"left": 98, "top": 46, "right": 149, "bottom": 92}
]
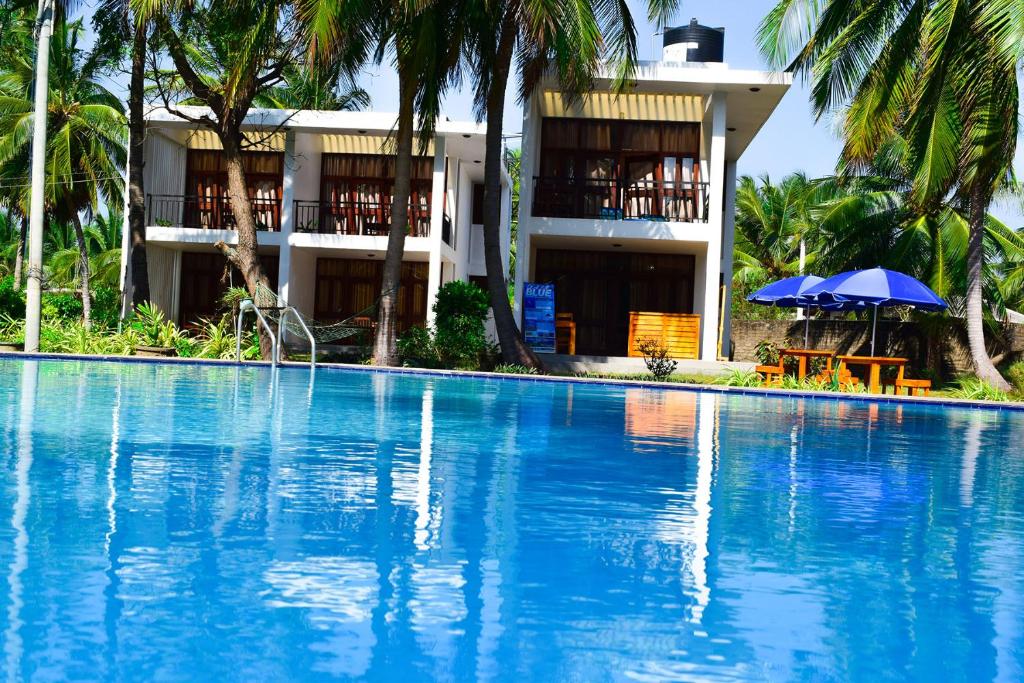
[{"left": 1, "top": 357, "right": 1023, "bottom": 681}]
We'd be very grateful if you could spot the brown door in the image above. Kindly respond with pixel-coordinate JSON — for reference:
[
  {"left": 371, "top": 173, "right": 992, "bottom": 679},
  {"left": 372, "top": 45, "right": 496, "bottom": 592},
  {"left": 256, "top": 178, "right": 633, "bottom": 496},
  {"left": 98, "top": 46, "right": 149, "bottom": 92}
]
[
  {"left": 534, "top": 249, "right": 695, "bottom": 356},
  {"left": 314, "top": 258, "right": 428, "bottom": 332},
  {"left": 178, "top": 251, "right": 279, "bottom": 327}
]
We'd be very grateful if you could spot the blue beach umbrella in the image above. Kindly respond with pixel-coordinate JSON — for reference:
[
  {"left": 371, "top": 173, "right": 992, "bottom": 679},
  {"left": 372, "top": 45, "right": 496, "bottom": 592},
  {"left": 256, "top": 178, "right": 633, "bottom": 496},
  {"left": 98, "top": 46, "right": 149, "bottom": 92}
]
[
  {"left": 746, "top": 275, "right": 860, "bottom": 347},
  {"left": 799, "top": 267, "right": 948, "bottom": 355}
]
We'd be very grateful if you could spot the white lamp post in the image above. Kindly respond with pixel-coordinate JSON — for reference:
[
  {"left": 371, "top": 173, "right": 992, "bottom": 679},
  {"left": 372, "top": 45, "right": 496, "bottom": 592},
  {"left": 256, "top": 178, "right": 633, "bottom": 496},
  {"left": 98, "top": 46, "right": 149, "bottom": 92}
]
[{"left": 24, "top": 0, "right": 54, "bottom": 352}]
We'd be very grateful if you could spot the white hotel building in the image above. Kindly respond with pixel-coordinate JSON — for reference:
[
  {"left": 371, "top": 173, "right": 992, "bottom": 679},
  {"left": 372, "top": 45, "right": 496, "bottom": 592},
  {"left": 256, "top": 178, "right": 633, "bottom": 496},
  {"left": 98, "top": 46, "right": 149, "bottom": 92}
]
[
  {"left": 127, "top": 20, "right": 789, "bottom": 359},
  {"left": 513, "top": 21, "right": 791, "bottom": 361},
  {"left": 129, "top": 107, "right": 510, "bottom": 333}
]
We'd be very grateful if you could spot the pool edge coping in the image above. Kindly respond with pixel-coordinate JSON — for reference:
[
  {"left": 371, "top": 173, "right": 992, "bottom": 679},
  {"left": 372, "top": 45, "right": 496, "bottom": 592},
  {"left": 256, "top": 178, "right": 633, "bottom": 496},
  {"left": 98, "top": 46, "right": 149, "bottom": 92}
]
[{"left": 2, "top": 350, "right": 1022, "bottom": 413}]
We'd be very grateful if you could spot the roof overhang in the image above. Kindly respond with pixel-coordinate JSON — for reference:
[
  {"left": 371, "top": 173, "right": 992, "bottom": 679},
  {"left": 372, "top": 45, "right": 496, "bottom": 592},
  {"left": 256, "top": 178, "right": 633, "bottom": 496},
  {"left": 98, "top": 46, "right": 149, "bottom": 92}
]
[{"left": 540, "top": 62, "right": 792, "bottom": 161}]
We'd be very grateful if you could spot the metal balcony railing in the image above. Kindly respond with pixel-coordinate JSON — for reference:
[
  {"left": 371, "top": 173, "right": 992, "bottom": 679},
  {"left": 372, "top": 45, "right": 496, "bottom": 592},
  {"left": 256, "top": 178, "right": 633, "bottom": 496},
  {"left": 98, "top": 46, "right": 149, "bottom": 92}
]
[
  {"left": 146, "top": 194, "right": 282, "bottom": 231},
  {"left": 293, "top": 200, "right": 432, "bottom": 238},
  {"left": 531, "top": 178, "right": 710, "bottom": 223}
]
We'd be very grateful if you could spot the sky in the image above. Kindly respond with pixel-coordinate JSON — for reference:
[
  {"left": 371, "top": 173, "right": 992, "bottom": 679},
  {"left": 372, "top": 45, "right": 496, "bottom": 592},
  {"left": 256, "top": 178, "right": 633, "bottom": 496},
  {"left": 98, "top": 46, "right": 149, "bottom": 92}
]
[
  {"left": 78, "top": 0, "right": 1022, "bottom": 224},
  {"left": 357, "top": 1, "right": 846, "bottom": 181}
]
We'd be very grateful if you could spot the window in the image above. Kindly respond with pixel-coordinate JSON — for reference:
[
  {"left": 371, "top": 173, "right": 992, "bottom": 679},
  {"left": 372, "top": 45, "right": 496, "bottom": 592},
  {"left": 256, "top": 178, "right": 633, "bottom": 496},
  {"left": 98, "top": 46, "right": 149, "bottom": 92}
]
[{"left": 472, "top": 184, "right": 485, "bottom": 224}]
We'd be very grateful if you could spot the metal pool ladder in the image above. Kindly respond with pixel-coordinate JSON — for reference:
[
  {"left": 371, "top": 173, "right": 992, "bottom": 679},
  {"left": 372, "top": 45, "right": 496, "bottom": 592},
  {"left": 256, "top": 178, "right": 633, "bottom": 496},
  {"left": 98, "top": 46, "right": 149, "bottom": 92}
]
[
  {"left": 278, "top": 306, "right": 316, "bottom": 368},
  {"left": 234, "top": 300, "right": 316, "bottom": 369}
]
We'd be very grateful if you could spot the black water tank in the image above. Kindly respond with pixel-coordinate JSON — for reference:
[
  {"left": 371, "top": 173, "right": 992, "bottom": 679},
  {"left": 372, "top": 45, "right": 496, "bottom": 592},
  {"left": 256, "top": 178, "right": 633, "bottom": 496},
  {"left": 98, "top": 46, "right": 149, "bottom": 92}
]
[{"left": 662, "top": 18, "right": 725, "bottom": 63}]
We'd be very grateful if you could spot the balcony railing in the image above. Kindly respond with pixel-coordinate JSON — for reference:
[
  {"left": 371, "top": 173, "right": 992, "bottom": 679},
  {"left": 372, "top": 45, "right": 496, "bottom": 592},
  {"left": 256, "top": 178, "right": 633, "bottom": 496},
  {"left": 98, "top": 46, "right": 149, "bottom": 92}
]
[
  {"left": 147, "top": 194, "right": 282, "bottom": 231},
  {"left": 293, "top": 200, "right": 432, "bottom": 238},
  {"left": 531, "top": 178, "right": 709, "bottom": 223}
]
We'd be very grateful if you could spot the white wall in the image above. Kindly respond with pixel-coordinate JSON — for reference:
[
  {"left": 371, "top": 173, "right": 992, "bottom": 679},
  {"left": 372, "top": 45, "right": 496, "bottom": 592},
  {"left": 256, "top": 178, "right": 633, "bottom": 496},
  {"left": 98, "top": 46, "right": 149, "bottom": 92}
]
[
  {"left": 292, "top": 132, "right": 322, "bottom": 204},
  {"left": 287, "top": 247, "right": 318, "bottom": 316},
  {"left": 146, "top": 244, "right": 179, "bottom": 320},
  {"left": 143, "top": 131, "right": 187, "bottom": 225}
]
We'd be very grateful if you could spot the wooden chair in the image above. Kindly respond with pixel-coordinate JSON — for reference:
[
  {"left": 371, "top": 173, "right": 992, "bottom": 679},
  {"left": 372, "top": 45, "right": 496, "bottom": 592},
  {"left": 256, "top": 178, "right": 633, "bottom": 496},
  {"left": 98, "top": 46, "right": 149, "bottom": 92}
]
[
  {"left": 895, "top": 378, "right": 931, "bottom": 396},
  {"left": 756, "top": 360, "right": 785, "bottom": 387}
]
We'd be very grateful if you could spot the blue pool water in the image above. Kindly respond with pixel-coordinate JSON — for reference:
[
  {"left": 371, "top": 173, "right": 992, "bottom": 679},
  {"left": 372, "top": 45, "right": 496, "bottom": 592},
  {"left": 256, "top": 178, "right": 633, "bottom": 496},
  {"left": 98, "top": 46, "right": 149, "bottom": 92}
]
[{"left": 1, "top": 358, "right": 1023, "bottom": 681}]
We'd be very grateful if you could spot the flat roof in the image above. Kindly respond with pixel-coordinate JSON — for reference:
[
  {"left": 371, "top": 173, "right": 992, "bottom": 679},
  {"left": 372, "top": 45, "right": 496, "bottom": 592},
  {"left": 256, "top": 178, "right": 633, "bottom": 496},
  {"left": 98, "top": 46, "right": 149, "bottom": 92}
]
[{"left": 144, "top": 105, "right": 488, "bottom": 138}]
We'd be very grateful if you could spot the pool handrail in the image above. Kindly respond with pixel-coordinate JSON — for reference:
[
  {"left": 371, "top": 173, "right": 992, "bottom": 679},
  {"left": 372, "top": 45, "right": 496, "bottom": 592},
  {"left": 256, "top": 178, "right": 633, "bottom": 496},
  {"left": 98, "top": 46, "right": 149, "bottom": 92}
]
[
  {"left": 278, "top": 306, "right": 316, "bottom": 368},
  {"left": 236, "top": 299, "right": 278, "bottom": 368}
]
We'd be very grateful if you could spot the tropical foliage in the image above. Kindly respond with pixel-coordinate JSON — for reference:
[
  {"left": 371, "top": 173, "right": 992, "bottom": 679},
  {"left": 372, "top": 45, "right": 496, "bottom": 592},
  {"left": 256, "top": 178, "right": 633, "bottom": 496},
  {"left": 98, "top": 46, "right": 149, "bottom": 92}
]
[
  {"left": 758, "top": 0, "right": 1023, "bottom": 388},
  {"left": 0, "top": 14, "right": 126, "bottom": 328},
  {"left": 734, "top": 172, "right": 1024, "bottom": 326}
]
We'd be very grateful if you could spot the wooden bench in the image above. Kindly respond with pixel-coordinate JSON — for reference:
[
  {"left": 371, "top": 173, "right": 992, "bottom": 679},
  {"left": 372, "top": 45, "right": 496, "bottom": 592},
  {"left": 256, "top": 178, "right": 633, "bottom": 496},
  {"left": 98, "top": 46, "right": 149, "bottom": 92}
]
[
  {"left": 755, "top": 362, "right": 785, "bottom": 387},
  {"left": 880, "top": 377, "right": 932, "bottom": 396},
  {"left": 896, "top": 378, "right": 931, "bottom": 396}
]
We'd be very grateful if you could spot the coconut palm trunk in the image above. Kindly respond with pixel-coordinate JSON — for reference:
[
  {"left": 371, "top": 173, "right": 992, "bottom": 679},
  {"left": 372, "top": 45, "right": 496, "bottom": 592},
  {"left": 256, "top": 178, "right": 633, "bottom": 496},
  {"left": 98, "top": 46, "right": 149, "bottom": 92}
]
[
  {"left": 127, "top": 21, "right": 149, "bottom": 306},
  {"left": 372, "top": 72, "right": 415, "bottom": 366},
  {"left": 13, "top": 215, "right": 26, "bottom": 291},
  {"left": 965, "top": 188, "right": 1010, "bottom": 391},
  {"left": 482, "top": 14, "right": 540, "bottom": 368},
  {"left": 218, "top": 133, "right": 274, "bottom": 358},
  {"left": 69, "top": 210, "right": 92, "bottom": 329}
]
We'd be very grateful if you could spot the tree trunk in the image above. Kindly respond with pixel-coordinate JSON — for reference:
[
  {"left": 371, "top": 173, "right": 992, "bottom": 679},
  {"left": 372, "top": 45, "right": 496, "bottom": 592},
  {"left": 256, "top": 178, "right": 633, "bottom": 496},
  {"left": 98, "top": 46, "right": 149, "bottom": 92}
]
[
  {"left": 70, "top": 211, "right": 92, "bottom": 330},
  {"left": 965, "top": 187, "right": 1010, "bottom": 391},
  {"left": 127, "top": 21, "right": 150, "bottom": 306},
  {"left": 482, "top": 13, "right": 541, "bottom": 369},
  {"left": 13, "top": 215, "right": 26, "bottom": 292},
  {"left": 372, "top": 72, "right": 415, "bottom": 366},
  {"left": 218, "top": 131, "right": 273, "bottom": 359}
]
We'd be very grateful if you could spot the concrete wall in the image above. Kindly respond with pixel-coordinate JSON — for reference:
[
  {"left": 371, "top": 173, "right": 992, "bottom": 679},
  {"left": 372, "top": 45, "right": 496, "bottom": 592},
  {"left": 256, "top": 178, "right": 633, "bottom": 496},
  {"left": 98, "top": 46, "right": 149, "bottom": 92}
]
[{"left": 731, "top": 318, "right": 1024, "bottom": 378}]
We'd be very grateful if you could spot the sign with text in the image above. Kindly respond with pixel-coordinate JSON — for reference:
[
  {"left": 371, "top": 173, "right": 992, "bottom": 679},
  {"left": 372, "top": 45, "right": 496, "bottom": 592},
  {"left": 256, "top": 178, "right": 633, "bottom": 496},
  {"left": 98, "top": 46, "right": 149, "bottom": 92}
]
[{"left": 523, "top": 282, "right": 556, "bottom": 353}]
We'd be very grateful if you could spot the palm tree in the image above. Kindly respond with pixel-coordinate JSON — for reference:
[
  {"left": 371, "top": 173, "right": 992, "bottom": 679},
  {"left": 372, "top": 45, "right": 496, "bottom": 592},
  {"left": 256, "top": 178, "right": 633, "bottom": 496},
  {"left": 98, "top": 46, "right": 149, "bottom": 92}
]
[
  {"left": 94, "top": 0, "right": 150, "bottom": 307},
  {"left": 141, "top": 0, "right": 356, "bottom": 357},
  {"left": 733, "top": 173, "right": 821, "bottom": 291},
  {"left": 253, "top": 63, "right": 370, "bottom": 111},
  {"left": 298, "top": 0, "right": 466, "bottom": 365},
  {"left": 758, "top": 0, "right": 1021, "bottom": 389},
  {"left": 462, "top": 0, "right": 676, "bottom": 367},
  {"left": 0, "top": 17, "right": 127, "bottom": 329}
]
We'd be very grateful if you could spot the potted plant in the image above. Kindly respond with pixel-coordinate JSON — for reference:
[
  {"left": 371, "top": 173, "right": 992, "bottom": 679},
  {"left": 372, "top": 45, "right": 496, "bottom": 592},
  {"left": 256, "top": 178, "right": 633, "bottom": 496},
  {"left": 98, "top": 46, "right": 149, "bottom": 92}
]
[{"left": 130, "top": 303, "right": 181, "bottom": 357}]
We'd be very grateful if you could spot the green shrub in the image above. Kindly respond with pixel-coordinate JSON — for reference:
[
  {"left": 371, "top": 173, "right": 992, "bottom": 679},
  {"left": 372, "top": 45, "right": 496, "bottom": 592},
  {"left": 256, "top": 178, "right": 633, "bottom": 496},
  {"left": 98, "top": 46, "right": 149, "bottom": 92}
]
[
  {"left": 398, "top": 281, "right": 495, "bottom": 371},
  {"left": 951, "top": 377, "right": 1011, "bottom": 402},
  {"left": 636, "top": 337, "right": 678, "bottom": 381},
  {"left": 0, "top": 276, "right": 25, "bottom": 320},
  {"left": 434, "top": 281, "right": 490, "bottom": 369},
  {"left": 494, "top": 363, "right": 539, "bottom": 375},
  {"left": 397, "top": 325, "right": 440, "bottom": 368},
  {"left": 91, "top": 287, "right": 122, "bottom": 329},
  {"left": 1007, "top": 362, "right": 1024, "bottom": 394},
  {"left": 754, "top": 339, "right": 782, "bottom": 365},
  {"left": 127, "top": 302, "right": 183, "bottom": 348},
  {"left": 715, "top": 369, "right": 762, "bottom": 387},
  {"left": 42, "top": 292, "right": 83, "bottom": 320}
]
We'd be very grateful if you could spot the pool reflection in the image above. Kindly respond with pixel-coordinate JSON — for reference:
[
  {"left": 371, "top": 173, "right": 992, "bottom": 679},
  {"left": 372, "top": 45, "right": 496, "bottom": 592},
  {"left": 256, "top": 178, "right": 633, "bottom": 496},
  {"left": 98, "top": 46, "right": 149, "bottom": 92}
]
[{"left": 0, "top": 360, "right": 1023, "bottom": 681}]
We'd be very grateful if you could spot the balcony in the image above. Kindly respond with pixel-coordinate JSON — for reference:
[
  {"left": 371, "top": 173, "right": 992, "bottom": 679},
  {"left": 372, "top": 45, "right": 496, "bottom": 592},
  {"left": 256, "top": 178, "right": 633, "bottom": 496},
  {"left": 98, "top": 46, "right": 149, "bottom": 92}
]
[
  {"left": 147, "top": 194, "right": 282, "bottom": 231},
  {"left": 293, "top": 200, "right": 441, "bottom": 242},
  {"left": 531, "top": 178, "right": 709, "bottom": 223}
]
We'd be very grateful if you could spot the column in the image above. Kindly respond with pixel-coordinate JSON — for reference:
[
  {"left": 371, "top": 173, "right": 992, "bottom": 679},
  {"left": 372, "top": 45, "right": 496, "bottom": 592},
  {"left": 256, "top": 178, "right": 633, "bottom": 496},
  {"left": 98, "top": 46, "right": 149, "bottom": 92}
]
[
  {"left": 701, "top": 94, "right": 727, "bottom": 361},
  {"left": 719, "top": 160, "right": 738, "bottom": 359},
  {"left": 277, "top": 129, "right": 297, "bottom": 304},
  {"left": 426, "top": 136, "right": 446, "bottom": 326}
]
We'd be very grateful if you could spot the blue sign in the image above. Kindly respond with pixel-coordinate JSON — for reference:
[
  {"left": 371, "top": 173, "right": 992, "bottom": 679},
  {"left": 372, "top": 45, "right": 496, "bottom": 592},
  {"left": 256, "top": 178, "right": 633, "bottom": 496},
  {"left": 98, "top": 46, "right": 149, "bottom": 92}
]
[{"left": 523, "top": 282, "right": 556, "bottom": 353}]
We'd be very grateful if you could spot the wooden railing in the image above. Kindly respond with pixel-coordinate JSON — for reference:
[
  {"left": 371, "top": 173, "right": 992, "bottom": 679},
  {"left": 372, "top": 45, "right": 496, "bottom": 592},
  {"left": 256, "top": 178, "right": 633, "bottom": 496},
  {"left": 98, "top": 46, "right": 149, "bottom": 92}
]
[
  {"left": 293, "top": 200, "right": 432, "bottom": 238},
  {"left": 532, "top": 178, "right": 709, "bottom": 223},
  {"left": 146, "top": 194, "right": 281, "bottom": 231}
]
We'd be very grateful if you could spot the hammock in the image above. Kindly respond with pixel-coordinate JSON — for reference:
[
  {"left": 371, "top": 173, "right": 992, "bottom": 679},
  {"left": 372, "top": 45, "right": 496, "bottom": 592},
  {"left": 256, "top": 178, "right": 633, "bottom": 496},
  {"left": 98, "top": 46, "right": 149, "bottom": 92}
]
[{"left": 250, "top": 283, "right": 393, "bottom": 345}]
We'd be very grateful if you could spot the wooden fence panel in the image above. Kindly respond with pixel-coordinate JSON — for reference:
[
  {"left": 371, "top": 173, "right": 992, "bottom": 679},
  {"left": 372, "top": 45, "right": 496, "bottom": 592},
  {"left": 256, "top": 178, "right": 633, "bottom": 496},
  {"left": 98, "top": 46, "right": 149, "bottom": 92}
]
[{"left": 628, "top": 312, "right": 701, "bottom": 360}]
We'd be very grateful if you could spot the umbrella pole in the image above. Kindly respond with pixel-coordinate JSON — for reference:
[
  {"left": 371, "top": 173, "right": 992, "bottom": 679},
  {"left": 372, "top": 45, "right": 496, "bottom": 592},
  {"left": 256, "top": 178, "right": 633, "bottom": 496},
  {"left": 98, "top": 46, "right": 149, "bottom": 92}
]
[
  {"left": 804, "top": 308, "right": 810, "bottom": 348},
  {"left": 870, "top": 305, "right": 878, "bottom": 356}
]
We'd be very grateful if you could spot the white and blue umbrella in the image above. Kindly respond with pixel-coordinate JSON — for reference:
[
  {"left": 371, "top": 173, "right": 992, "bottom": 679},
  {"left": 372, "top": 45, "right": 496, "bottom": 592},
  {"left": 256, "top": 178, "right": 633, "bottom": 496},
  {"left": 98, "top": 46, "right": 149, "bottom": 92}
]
[{"left": 799, "top": 267, "right": 948, "bottom": 354}]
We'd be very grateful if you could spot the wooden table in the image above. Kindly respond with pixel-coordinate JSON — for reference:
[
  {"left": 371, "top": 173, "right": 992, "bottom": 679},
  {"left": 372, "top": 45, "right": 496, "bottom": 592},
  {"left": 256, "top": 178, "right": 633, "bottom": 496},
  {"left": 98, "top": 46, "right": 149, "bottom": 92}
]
[
  {"left": 781, "top": 349, "right": 836, "bottom": 380},
  {"left": 837, "top": 355, "right": 908, "bottom": 394}
]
